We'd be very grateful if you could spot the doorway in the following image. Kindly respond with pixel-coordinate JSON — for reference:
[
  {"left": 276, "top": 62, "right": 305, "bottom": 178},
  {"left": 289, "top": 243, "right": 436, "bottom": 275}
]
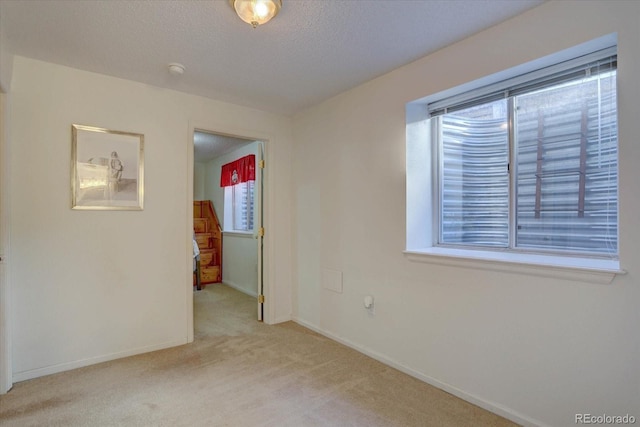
[{"left": 192, "top": 130, "right": 265, "bottom": 322}]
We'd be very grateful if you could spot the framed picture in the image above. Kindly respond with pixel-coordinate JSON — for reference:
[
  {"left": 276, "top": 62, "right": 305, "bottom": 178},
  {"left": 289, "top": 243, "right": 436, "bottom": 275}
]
[{"left": 71, "top": 124, "right": 144, "bottom": 210}]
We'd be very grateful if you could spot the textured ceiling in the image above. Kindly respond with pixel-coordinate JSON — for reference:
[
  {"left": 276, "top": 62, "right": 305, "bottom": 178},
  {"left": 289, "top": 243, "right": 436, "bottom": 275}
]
[
  {"left": 194, "top": 131, "right": 253, "bottom": 163},
  {"left": 0, "top": 0, "right": 544, "bottom": 117}
]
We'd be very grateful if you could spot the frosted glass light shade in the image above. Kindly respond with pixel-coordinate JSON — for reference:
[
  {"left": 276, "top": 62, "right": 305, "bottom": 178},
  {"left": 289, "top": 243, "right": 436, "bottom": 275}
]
[{"left": 232, "top": 0, "right": 282, "bottom": 28}]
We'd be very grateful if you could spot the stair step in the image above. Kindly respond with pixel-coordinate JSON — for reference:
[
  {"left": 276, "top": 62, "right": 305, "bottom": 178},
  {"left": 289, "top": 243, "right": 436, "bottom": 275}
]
[
  {"left": 194, "top": 218, "right": 210, "bottom": 233},
  {"left": 199, "top": 249, "right": 218, "bottom": 267},
  {"left": 201, "top": 265, "right": 220, "bottom": 283},
  {"left": 194, "top": 200, "right": 222, "bottom": 286},
  {"left": 195, "top": 233, "right": 216, "bottom": 249}
]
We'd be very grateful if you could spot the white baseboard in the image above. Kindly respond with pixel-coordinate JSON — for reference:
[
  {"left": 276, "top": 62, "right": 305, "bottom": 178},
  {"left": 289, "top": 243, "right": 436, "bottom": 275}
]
[
  {"left": 271, "top": 314, "right": 292, "bottom": 325},
  {"left": 292, "top": 317, "right": 548, "bottom": 427},
  {"left": 12, "top": 338, "right": 187, "bottom": 383},
  {"left": 222, "top": 280, "right": 258, "bottom": 298}
]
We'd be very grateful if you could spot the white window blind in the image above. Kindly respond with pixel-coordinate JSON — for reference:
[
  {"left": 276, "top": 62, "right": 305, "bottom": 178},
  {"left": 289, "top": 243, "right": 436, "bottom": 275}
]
[
  {"left": 434, "top": 47, "right": 618, "bottom": 257},
  {"left": 232, "top": 180, "right": 254, "bottom": 231}
]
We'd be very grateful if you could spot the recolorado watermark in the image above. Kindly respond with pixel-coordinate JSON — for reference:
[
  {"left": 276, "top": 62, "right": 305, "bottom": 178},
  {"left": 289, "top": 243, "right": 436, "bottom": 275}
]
[{"left": 576, "top": 414, "right": 636, "bottom": 424}]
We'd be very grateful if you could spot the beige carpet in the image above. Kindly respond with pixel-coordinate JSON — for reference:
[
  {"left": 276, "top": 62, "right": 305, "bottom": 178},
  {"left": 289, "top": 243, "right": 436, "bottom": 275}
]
[{"left": 0, "top": 284, "right": 517, "bottom": 426}]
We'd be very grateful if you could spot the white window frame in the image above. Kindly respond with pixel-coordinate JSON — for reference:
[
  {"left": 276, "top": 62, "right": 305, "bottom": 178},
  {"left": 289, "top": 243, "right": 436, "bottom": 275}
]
[
  {"left": 405, "top": 35, "right": 625, "bottom": 284},
  {"left": 223, "top": 181, "right": 254, "bottom": 233}
]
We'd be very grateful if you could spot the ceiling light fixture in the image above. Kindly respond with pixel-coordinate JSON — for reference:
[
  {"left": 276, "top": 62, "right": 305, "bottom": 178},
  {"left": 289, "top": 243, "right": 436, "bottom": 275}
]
[{"left": 230, "top": 0, "right": 282, "bottom": 28}]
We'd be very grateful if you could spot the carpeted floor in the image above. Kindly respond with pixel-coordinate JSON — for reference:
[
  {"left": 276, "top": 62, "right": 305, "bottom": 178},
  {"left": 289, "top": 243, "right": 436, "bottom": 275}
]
[{"left": 0, "top": 284, "right": 517, "bottom": 426}]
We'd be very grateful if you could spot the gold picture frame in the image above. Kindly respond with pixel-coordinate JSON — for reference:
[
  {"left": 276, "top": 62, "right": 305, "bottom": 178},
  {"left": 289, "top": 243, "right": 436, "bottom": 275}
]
[{"left": 71, "top": 124, "right": 144, "bottom": 210}]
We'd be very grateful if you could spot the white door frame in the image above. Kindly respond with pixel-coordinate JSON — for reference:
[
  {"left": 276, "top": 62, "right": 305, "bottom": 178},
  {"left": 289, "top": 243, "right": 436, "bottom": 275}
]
[
  {"left": 256, "top": 141, "right": 264, "bottom": 321},
  {"left": 186, "top": 122, "right": 274, "bottom": 341}
]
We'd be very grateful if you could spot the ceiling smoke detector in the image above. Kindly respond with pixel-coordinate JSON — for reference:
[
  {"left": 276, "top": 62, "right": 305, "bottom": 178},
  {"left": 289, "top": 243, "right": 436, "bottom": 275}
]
[{"left": 168, "top": 63, "right": 185, "bottom": 76}]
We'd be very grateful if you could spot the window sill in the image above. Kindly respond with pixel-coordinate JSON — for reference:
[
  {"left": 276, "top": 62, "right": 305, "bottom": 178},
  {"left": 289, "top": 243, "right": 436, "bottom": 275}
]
[
  {"left": 403, "top": 247, "right": 625, "bottom": 284},
  {"left": 222, "top": 231, "right": 254, "bottom": 239}
]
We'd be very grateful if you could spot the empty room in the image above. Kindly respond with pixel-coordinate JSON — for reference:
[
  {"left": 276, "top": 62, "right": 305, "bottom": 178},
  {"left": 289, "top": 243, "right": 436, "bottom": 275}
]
[{"left": 0, "top": 1, "right": 638, "bottom": 426}]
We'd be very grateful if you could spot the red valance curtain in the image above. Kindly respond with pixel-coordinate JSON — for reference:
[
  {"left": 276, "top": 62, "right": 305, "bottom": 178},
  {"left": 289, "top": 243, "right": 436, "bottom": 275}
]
[{"left": 220, "top": 154, "right": 256, "bottom": 187}]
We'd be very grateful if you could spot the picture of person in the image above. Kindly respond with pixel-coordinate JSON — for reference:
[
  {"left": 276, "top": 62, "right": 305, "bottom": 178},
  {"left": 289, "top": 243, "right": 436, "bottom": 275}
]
[
  {"left": 72, "top": 124, "right": 143, "bottom": 209},
  {"left": 109, "top": 151, "right": 124, "bottom": 193}
]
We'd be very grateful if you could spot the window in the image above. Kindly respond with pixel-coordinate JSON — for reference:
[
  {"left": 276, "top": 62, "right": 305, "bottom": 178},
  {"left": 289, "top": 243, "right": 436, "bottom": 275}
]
[
  {"left": 227, "top": 181, "right": 254, "bottom": 231},
  {"left": 220, "top": 154, "right": 256, "bottom": 233},
  {"left": 407, "top": 44, "right": 619, "bottom": 266}
]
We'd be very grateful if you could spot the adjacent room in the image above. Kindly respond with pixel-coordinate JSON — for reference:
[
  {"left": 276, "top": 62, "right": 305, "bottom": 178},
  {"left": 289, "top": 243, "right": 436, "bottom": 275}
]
[
  {"left": 192, "top": 130, "right": 265, "bottom": 318},
  {"left": 0, "top": 1, "right": 638, "bottom": 426}
]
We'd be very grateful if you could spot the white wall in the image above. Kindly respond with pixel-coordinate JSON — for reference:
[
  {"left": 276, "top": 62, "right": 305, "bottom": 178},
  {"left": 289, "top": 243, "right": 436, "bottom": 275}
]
[
  {"left": 221, "top": 234, "right": 258, "bottom": 297},
  {"left": 0, "top": 12, "right": 12, "bottom": 93},
  {"left": 292, "top": 2, "right": 640, "bottom": 426},
  {"left": 9, "top": 56, "right": 293, "bottom": 381},
  {"left": 204, "top": 142, "right": 259, "bottom": 296},
  {"left": 193, "top": 162, "right": 205, "bottom": 201}
]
